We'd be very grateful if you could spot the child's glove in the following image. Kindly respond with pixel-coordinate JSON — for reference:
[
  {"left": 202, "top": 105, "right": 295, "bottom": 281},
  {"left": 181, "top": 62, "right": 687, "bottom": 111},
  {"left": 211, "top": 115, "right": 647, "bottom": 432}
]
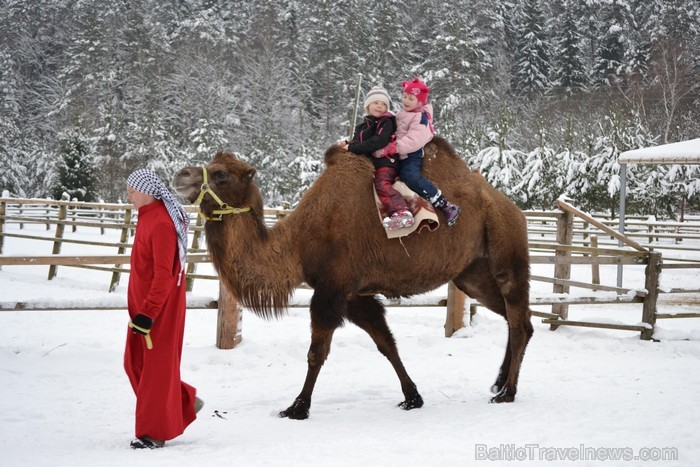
[
  {"left": 373, "top": 141, "right": 397, "bottom": 158},
  {"left": 129, "top": 314, "right": 154, "bottom": 349}
]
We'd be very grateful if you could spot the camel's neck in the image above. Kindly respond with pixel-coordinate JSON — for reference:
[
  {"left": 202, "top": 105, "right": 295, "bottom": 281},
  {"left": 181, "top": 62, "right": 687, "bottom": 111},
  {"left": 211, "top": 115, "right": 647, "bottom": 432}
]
[{"left": 206, "top": 212, "right": 303, "bottom": 318}]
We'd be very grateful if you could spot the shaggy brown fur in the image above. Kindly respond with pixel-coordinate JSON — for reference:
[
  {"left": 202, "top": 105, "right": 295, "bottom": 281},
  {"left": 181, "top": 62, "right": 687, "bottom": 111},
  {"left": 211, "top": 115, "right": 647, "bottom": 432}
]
[{"left": 173, "top": 136, "right": 533, "bottom": 419}]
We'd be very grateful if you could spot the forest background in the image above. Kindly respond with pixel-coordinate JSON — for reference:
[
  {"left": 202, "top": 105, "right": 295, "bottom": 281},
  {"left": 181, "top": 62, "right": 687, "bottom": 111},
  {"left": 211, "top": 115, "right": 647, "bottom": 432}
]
[{"left": 0, "top": 0, "right": 698, "bottom": 217}]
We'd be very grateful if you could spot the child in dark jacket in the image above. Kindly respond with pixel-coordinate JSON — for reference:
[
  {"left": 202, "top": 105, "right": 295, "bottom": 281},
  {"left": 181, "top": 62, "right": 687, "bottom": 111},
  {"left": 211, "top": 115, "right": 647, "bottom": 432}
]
[{"left": 340, "top": 86, "right": 414, "bottom": 230}]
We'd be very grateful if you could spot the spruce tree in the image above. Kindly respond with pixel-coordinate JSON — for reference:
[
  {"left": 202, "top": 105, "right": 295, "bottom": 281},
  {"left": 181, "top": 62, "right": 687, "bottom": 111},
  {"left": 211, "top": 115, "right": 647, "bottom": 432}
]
[
  {"left": 510, "top": 0, "right": 551, "bottom": 97},
  {"left": 470, "top": 107, "right": 526, "bottom": 206},
  {"left": 53, "top": 132, "right": 96, "bottom": 202},
  {"left": 0, "top": 50, "right": 28, "bottom": 197},
  {"left": 1, "top": 0, "right": 699, "bottom": 209},
  {"left": 361, "top": 0, "right": 412, "bottom": 89},
  {"left": 517, "top": 120, "right": 570, "bottom": 209},
  {"left": 421, "top": 0, "right": 487, "bottom": 135},
  {"left": 592, "top": 0, "right": 630, "bottom": 87},
  {"left": 298, "top": 0, "right": 353, "bottom": 138},
  {"left": 550, "top": 6, "right": 587, "bottom": 96}
]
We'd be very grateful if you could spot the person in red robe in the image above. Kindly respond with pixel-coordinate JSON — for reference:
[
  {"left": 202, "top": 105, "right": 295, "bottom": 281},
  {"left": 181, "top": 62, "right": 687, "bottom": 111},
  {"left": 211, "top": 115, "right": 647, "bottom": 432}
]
[{"left": 124, "top": 169, "right": 201, "bottom": 449}]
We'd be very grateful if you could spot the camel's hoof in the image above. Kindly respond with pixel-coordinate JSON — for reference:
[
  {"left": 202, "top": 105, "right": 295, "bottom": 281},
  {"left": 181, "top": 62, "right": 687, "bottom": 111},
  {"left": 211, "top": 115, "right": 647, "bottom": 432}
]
[
  {"left": 489, "top": 386, "right": 515, "bottom": 403},
  {"left": 398, "top": 393, "right": 424, "bottom": 410},
  {"left": 491, "top": 372, "right": 507, "bottom": 394},
  {"left": 278, "top": 398, "right": 309, "bottom": 420}
]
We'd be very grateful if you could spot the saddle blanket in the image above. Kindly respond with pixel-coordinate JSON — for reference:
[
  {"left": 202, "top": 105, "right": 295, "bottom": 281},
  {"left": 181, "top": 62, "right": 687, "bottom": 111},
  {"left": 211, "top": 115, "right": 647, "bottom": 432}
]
[{"left": 373, "top": 181, "right": 439, "bottom": 239}]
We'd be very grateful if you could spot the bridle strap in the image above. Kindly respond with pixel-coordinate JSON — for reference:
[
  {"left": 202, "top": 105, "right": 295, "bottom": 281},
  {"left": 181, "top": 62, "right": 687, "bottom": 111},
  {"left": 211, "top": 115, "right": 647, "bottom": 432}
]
[{"left": 193, "top": 166, "right": 251, "bottom": 221}]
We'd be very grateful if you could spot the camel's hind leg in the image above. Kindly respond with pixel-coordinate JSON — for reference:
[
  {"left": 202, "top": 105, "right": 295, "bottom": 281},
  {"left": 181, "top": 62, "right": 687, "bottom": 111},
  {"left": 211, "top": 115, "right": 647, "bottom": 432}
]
[
  {"left": 347, "top": 295, "right": 423, "bottom": 410},
  {"left": 279, "top": 288, "right": 344, "bottom": 420},
  {"left": 492, "top": 287, "right": 533, "bottom": 403},
  {"left": 454, "top": 257, "right": 533, "bottom": 403}
]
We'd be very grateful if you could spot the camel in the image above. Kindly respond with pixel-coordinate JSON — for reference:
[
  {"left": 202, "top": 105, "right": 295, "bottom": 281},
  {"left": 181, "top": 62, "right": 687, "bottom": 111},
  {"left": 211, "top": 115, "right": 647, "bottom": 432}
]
[{"left": 173, "top": 136, "right": 533, "bottom": 420}]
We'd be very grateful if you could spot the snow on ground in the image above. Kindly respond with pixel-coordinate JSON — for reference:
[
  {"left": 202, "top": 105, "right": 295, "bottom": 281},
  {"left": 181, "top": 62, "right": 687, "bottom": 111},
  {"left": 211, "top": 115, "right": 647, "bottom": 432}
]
[{"left": 1, "top": 222, "right": 699, "bottom": 466}]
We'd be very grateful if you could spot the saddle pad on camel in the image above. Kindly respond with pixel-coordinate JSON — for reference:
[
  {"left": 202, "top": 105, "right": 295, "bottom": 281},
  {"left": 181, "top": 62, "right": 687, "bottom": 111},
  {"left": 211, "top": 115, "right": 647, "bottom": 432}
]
[{"left": 373, "top": 181, "right": 440, "bottom": 239}]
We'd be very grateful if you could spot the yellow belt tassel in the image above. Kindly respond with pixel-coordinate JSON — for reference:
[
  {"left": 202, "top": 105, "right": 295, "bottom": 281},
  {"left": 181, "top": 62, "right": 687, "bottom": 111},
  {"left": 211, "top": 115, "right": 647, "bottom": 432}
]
[{"left": 129, "top": 322, "right": 153, "bottom": 350}]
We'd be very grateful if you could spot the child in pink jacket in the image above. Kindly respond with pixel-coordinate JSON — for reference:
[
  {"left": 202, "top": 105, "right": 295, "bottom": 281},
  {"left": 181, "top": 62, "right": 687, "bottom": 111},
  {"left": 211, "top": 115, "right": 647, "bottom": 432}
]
[{"left": 378, "top": 78, "right": 461, "bottom": 226}]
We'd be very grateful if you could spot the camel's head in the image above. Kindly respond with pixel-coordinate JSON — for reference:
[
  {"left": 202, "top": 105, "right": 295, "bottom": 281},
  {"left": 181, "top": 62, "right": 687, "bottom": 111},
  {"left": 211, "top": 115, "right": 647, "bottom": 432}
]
[{"left": 173, "top": 151, "right": 261, "bottom": 219}]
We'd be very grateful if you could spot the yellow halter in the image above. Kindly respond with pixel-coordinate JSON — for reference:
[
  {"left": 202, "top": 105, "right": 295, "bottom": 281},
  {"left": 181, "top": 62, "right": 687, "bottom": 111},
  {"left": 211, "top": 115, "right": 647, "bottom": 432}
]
[{"left": 192, "top": 166, "right": 251, "bottom": 221}]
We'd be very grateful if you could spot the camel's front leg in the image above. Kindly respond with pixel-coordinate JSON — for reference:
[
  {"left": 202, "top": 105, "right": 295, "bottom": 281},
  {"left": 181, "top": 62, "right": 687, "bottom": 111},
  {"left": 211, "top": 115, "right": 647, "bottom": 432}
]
[
  {"left": 278, "top": 325, "right": 335, "bottom": 419},
  {"left": 347, "top": 296, "right": 423, "bottom": 411},
  {"left": 279, "top": 288, "right": 344, "bottom": 420}
]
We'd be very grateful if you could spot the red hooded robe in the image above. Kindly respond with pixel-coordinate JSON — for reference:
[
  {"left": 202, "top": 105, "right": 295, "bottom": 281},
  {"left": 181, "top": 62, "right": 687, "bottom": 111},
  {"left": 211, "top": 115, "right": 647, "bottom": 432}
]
[{"left": 124, "top": 199, "right": 196, "bottom": 441}]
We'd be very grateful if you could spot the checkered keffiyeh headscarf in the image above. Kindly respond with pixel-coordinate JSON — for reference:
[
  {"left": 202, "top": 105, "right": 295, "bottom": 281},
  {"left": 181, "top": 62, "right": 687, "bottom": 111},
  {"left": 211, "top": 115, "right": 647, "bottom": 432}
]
[{"left": 127, "top": 169, "right": 190, "bottom": 275}]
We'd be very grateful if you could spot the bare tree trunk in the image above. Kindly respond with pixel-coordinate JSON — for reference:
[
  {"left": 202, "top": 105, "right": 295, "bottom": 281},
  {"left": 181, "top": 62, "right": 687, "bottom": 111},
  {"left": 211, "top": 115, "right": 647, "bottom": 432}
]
[{"left": 652, "top": 41, "right": 693, "bottom": 144}]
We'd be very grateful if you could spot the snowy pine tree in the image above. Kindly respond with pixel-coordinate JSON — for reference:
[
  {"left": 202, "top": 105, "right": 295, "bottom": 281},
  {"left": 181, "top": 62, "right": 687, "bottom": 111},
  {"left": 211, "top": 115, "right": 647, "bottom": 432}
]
[
  {"left": 287, "top": 140, "right": 324, "bottom": 205},
  {"left": 0, "top": 0, "right": 697, "bottom": 212},
  {"left": 576, "top": 107, "right": 655, "bottom": 216},
  {"left": 549, "top": 3, "right": 587, "bottom": 96},
  {"left": 0, "top": 50, "right": 28, "bottom": 197},
  {"left": 517, "top": 120, "right": 572, "bottom": 209},
  {"left": 470, "top": 108, "right": 526, "bottom": 205},
  {"left": 510, "top": 0, "right": 551, "bottom": 96},
  {"left": 421, "top": 0, "right": 488, "bottom": 136},
  {"left": 52, "top": 131, "right": 97, "bottom": 201},
  {"left": 591, "top": 0, "right": 630, "bottom": 87}
]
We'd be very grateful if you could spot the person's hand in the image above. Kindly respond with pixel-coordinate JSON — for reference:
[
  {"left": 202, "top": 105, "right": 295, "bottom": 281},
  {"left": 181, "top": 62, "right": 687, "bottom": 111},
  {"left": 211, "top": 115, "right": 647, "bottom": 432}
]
[
  {"left": 337, "top": 139, "right": 349, "bottom": 150},
  {"left": 374, "top": 141, "right": 397, "bottom": 158},
  {"left": 129, "top": 314, "right": 154, "bottom": 349}
]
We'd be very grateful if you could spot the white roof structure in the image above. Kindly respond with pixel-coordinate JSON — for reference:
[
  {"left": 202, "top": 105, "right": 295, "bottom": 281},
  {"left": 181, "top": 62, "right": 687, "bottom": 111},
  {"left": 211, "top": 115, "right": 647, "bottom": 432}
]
[
  {"left": 619, "top": 138, "right": 700, "bottom": 164},
  {"left": 616, "top": 138, "right": 700, "bottom": 287}
]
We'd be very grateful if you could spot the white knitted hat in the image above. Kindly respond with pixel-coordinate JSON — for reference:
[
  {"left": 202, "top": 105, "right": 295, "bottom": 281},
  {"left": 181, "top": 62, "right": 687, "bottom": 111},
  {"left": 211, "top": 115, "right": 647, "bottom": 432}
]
[{"left": 363, "top": 86, "right": 391, "bottom": 112}]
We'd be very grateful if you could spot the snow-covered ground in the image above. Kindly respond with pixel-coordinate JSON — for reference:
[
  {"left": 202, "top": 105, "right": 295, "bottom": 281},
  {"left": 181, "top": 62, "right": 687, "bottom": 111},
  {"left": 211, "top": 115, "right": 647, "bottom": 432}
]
[{"left": 1, "top": 221, "right": 698, "bottom": 466}]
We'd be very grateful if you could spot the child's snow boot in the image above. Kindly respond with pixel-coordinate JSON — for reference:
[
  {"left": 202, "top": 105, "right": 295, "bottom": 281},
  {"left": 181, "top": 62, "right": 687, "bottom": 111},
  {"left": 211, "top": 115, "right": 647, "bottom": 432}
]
[
  {"left": 440, "top": 201, "right": 461, "bottom": 227},
  {"left": 382, "top": 210, "right": 415, "bottom": 230},
  {"left": 432, "top": 193, "right": 461, "bottom": 227}
]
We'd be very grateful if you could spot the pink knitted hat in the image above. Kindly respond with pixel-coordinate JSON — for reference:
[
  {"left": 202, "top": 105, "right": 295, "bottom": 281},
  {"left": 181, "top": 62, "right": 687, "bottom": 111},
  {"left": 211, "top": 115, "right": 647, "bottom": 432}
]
[{"left": 402, "top": 77, "right": 429, "bottom": 105}]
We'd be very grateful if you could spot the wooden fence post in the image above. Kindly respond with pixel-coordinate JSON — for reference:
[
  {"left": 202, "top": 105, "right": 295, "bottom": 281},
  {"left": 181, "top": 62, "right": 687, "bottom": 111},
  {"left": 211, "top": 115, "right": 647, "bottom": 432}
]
[
  {"left": 590, "top": 235, "right": 600, "bottom": 291},
  {"left": 186, "top": 214, "right": 203, "bottom": 292},
  {"left": 0, "top": 200, "right": 6, "bottom": 268},
  {"left": 444, "top": 281, "right": 467, "bottom": 337},
  {"left": 70, "top": 201, "right": 78, "bottom": 232},
  {"left": 640, "top": 252, "right": 662, "bottom": 341},
  {"left": 551, "top": 209, "right": 574, "bottom": 330},
  {"left": 99, "top": 202, "right": 106, "bottom": 235},
  {"left": 109, "top": 207, "right": 132, "bottom": 292},
  {"left": 48, "top": 197, "right": 69, "bottom": 280},
  {"left": 216, "top": 282, "right": 242, "bottom": 349}
]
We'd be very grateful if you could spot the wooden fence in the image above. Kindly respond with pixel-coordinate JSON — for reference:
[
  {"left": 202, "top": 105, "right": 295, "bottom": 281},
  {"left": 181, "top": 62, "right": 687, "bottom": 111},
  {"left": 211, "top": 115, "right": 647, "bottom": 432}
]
[
  {"left": 443, "top": 198, "right": 700, "bottom": 340},
  {"left": 0, "top": 196, "right": 288, "bottom": 349},
  {"left": 522, "top": 199, "right": 698, "bottom": 339},
  {"left": 2, "top": 196, "right": 699, "bottom": 346}
]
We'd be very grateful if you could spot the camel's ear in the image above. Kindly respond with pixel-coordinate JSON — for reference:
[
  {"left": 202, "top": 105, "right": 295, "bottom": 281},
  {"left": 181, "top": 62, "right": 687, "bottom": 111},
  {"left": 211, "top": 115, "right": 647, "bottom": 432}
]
[{"left": 243, "top": 168, "right": 256, "bottom": 181}]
